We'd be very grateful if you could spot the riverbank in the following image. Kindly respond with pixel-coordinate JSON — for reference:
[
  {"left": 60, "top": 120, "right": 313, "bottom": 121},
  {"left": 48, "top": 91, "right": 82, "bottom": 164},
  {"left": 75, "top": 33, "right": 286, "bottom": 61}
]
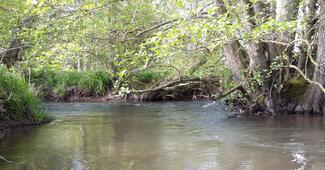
[
  {"left": 0, "top": 66, "right": 50, "bottom": 131},
  {"left": 0, "top": 118, "right": 52, "bottom": 131}
]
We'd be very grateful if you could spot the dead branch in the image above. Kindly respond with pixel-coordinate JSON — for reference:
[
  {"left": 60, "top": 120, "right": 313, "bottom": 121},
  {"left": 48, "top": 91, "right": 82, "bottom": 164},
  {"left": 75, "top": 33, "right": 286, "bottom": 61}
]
[
  {"left": 131, "top": 78, "right": 204, "bottom": 93},
  {"left": 216, "top": 84, "right": 251, "bottom": 99}
]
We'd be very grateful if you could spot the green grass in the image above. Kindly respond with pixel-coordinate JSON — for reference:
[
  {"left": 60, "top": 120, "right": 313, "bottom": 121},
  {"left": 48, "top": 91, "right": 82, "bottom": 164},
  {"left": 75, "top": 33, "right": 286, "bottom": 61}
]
[
  {"left": 134, "top": 70, "right": 166, "bottom": 84},
  {"left": 31, "top": 69, "right": 113, "bottom": 98},
  {"left": 0, "top": 65, "right": 45, "bottom": 121}
]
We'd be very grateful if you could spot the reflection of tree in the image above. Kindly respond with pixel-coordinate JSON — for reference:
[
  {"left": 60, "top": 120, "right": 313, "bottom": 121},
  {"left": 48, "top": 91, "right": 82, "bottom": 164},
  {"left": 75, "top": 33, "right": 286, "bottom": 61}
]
[
  {"left": 110, "top": 110, "right": 133, "bottom": 168},
  {"left": 104, "top": 105, "right": 162, "bottom": 169}
]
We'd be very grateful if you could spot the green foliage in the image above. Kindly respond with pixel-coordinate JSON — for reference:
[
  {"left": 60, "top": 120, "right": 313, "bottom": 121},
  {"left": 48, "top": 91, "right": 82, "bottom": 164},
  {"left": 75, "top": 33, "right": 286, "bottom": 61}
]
[
  {"left": 134, "top": 70, "right": 166, "bottom": 84},
  {"left": 31, "top": 69, "right": 113, "bottom": 97},
  {"left": 251, "top": 71, "right": 264, "bottom": 89},
  {"left": 0, "top": 65, "right": 44, "bottom": 121},
  {"left": 0, "top": 0, "right": 309, "bottom": 110}
]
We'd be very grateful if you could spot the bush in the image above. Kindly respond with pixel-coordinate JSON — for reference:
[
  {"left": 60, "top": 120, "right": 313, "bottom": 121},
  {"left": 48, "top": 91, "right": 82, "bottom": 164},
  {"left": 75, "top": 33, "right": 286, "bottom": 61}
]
[{"left": 0, "top": 65, "right": 44, "bottom": 121}]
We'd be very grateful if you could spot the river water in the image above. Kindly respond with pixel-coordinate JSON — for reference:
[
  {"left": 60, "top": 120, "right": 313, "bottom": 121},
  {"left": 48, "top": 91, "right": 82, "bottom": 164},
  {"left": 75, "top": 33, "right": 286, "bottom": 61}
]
[{"left": 0, "top": 102, "right": 325, "bottom": 170}]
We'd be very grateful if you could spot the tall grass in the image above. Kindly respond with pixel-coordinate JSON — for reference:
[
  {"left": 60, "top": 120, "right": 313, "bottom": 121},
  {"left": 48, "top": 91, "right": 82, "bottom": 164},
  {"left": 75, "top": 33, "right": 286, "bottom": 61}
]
[
  {"left": 0, "top": 65, "right": 44, "bottom": 121},
  {"left": 31, "top": 69, "right": 113, "bottom": 98},
  {"left": 133, "top": 70, "right": 166, "bottom": 84}
]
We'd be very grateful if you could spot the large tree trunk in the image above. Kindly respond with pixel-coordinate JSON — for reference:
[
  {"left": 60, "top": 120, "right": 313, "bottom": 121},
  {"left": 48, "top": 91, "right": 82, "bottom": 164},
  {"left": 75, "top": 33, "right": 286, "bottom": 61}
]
[
  {"left": 297, "top": 0, "right": 318, "bottom": 73},
  {"left": 241, "top": 0, "right": 268, "bottom": 75},
  {"left": 263, "top": 0, "right": 299, "bottom": 113},
  {"left": 300, "top": 1, "right": 325, "bottom": 114},
  {"left": 223, "top": 42, "right": 247, "bottom": 82},
  {"left": 216, "top": 0, "right": 247, "bottom": 83},
  {"left": 241, "top": 0, "right": 275, "bottom": 112}
]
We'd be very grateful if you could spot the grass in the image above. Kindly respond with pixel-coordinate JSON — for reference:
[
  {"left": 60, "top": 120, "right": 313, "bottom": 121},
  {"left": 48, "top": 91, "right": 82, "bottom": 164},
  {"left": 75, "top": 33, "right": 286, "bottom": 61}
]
[
  {"left": 31, "top": 69, "right": 113, "bottom": 98},
  {"left": 0, "top": 65, "right": 45, "bottom": 121},
  {"left": 133, "top": 70, "right": 167, "bottom": 84}
]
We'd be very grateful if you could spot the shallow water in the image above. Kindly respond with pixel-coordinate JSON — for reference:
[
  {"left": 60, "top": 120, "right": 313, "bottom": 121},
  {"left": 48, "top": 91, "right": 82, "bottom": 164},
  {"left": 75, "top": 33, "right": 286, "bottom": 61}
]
[{"left": 1, "top": 101, "right": 325, "bottom": 170}]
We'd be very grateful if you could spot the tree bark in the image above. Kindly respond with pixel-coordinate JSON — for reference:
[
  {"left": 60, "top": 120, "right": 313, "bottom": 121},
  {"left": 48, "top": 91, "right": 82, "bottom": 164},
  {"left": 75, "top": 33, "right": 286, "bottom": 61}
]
[
  {"left": 223, "top": 42, "right": 247, "bottom": 82},
  {"left": 266, "top": 0, "right": 300, "bottom": 61},
  {"left": 216, "top": 0, "right": 247, "bottom": 83},
  {"left": 300, "top": 0, "right": 325, "bottom": 114},
  {"left": 297, "top": 0, "right": 318, "bottom": 72},
  {"left": 263, "top": 0, "right": 299, "bottom": 113},
  {"left": 241, "top": 0, "right": 268, "bottom": 75}
]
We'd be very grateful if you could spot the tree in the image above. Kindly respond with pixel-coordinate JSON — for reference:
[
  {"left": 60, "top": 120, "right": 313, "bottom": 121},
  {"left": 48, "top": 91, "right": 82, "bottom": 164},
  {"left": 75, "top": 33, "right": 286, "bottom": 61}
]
[
  {"left": 215, "top": 0, "right": 247, "bottom": 83},
  {"left": 300, "top": 0, "right": 325, "bottom": 114}
]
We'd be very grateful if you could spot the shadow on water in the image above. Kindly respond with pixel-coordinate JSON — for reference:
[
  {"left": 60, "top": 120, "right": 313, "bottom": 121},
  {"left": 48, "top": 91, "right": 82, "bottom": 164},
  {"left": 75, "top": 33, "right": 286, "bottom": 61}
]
[{"left": 1, "top": 101, "right": 325, "bottom": 169}]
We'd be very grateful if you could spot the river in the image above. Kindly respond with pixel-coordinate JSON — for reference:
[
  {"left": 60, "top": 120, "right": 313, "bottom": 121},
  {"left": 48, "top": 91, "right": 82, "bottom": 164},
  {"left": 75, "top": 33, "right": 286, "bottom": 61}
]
[{"left": 0, "top": 101, "right": 325, "bottom": 169}]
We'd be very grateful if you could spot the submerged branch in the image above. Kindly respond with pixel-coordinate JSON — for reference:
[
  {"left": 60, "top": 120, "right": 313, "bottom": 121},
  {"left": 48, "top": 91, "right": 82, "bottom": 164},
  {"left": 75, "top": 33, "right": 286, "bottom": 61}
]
[{"left": 0, "top": 156, "right": 16, "bottom": 165}]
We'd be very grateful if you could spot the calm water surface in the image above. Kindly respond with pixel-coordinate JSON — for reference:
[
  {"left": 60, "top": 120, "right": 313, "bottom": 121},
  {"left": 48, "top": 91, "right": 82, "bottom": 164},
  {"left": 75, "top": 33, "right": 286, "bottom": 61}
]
[{"left": 1, "top": 101, "right": 325, "bottom": 170}]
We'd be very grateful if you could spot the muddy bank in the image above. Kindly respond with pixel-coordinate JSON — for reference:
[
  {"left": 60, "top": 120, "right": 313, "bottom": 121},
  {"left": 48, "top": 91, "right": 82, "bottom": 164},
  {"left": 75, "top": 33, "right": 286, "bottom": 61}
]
[
  {"left": 44, "top": 78, "right": 222, "bottom": 103},
  {"left": 0, "top": 119, "right": 52, "bottom": 132}
]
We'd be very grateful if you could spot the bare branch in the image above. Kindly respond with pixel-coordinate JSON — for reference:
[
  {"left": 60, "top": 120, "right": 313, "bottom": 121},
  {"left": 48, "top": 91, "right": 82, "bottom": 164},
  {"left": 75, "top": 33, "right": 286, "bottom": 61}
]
[
  {"left": 135, "top": 19, "right": 180, "bottom": 37},
  {"left": 288, "top": 65, "right": 325, "bottom": 93}
]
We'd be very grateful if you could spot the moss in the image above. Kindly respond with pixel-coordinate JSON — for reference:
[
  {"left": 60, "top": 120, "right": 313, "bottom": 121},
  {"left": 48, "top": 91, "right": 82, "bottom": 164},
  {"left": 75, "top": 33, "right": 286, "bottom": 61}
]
[
  {"left": 285, "top": 78, "right": 308, "bottom": 101},
  {"left": 257, "top": 95, "right": 266, "bottom": 106}
]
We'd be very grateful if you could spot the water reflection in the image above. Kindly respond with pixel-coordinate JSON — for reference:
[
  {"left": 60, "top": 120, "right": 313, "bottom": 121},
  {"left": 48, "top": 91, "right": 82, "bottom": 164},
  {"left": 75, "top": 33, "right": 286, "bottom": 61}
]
[{"left": 0, "top": 102, "right": 325, "bottom": 169}]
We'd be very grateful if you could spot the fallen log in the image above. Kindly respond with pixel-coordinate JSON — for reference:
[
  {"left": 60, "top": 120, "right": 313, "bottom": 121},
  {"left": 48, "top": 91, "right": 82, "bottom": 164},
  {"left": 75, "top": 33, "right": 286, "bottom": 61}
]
[
  {"left": 131, "top": 78, "right": 207, "bottom": 93},
  {"left": 128, "top": 77, "right": 220, "bottom": 101},
  {"left": 215, "top": 84, "right": 251, "bottom": 100}
]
